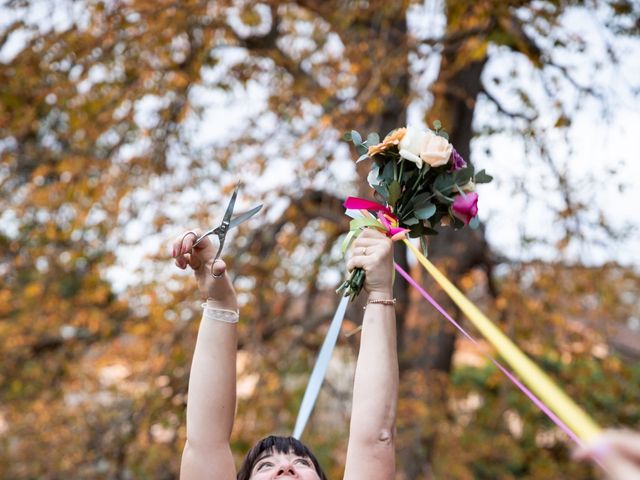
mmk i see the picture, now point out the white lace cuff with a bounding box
[201,300,239,324]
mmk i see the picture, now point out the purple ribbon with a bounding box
[394,262,584,448]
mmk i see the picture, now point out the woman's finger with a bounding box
[172,230,199,258]
[183,252,202,270]
[353,236,387,247]
[347,255,368,273]
[358,227,386,239]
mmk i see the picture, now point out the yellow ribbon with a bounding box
[403,239,601,441]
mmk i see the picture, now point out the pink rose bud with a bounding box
[451,192,479,225]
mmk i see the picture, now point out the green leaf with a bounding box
[351,130,362,146]
[411,193,432,209]
[434,190,454,204]
[469,216,480,229]
[381,161,395,182]
[434,173,455,193]
[356,144,368,156]
[415,202,436,220]
[342,131,352,142]
[367,132,380,145]
[357,154,370,163]
[409,222,426,238]
[388,181,401,207]
[433,120,442,131]
[373,184,389,200]
[436,130,449,141]
[475,169,494,184]
[454,167,474,185]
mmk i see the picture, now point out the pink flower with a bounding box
[451,192,479,225]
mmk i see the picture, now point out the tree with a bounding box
[1,0,639,478]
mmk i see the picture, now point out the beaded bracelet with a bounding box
[363,298,396,310]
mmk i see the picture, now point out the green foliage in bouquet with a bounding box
[338,124,493,299]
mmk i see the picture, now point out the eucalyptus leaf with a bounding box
[404,216,420,226]
[373,184,389,200]
[469,216,480,229]
[367,168,380,186]
[475,169,494,184]
[342,131,352,142]
[381,161,395,182]
[388,181,401,207]
[356,144,368,156]
[434,173,455,193]
[434,190,454,204]
[455,167,474,185]
[433,120,442,131]
[367,132,380,145]
[357,154,370,163]
[409,222,426,238]
[351,130,362,146]
[415,203,436,219]
[411,192,432,209]
[436,130,449,141]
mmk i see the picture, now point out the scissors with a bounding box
[186,184,262,277]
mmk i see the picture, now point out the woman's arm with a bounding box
[173,231,238,480]
[343,228,398,480]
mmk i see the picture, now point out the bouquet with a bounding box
[337,122,493,300]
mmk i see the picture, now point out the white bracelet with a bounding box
[201,300,239,324]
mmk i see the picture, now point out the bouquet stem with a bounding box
[336,267,366,301]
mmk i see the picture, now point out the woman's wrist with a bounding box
[367,288,394,300]
[204,296,238,312]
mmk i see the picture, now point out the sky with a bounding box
[1,0,640,294]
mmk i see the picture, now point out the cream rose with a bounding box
[419,131,452,168]
[398,127,429,168]
[398,127,453,169]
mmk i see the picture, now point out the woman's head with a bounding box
[237,435,328,480]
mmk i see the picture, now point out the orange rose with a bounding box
[367,128,407,157]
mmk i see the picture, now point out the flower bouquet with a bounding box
[337,123,493,300]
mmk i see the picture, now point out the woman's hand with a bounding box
[347,228,394,297]
[574,429,640,480]
[172,230,238,311]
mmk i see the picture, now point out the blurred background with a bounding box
[1,0,639,478]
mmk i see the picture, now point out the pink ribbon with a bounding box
[344,196,410,240]
[394,262,584,448]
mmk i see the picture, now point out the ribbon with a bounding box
[293,296,350,439]
[343,196,409,243]
[403,239,602,442]
[394,262,584,447]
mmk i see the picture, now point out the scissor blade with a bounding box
[228,204,263,230]
[221,184,240,225]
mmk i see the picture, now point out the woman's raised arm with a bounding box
[173,231,238,480]
[343,228,399,480]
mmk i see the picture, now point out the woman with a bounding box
[172,227,399,479]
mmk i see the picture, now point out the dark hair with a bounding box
[237,435,328,480]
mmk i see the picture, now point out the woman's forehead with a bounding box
[257,450,306,461]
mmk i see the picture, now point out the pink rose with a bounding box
[451,192,479,225]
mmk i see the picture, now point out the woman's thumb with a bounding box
[211,259,227,277]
